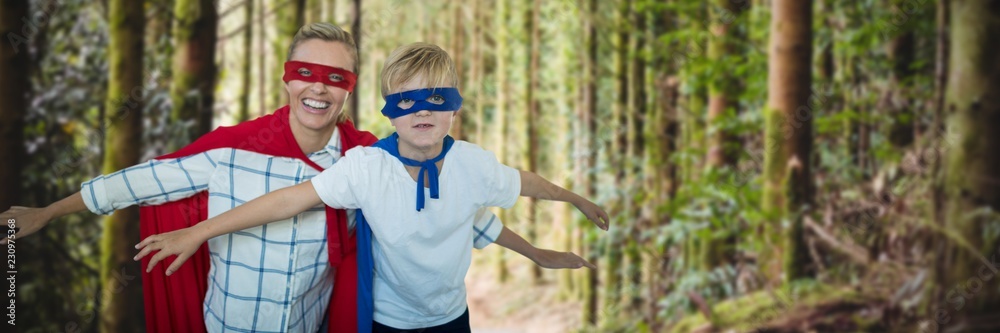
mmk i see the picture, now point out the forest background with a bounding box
[1,0,998,332]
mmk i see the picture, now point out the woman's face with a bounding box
[284,39,355,134]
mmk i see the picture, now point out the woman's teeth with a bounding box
[303,99,331,109]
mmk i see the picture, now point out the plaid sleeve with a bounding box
[80,150,220,215]
[472,208,504,249]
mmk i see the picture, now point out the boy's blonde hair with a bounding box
[287,22,358,123]
[381,43,459,97]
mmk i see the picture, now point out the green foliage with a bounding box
[15,0,969,330]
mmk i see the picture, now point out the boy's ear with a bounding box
[453,108,461,118]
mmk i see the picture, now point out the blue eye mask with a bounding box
[381,87,463,119]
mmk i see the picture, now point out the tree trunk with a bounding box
[306,0,322,23]
[705,0,742,167]
[257,0,268,115]
[271,0,305,111]
[450,2,465,140]
[146,0,169,45]
[101,0,145,331]
[625,3,648,314]
[816,0,834,83]
[929,3,949,283]
[604,0,631,316]
[762,0,814,283]
[681,4,707,186]
[701,0,744,274]
[493,0,511,283]
[326,0,337,23]
[0,0,29,211]
[472,0,484,144]
[648,74,679,331]
[646,5,679,329]
[348,0,360,122]
[170,0,218,147]
[886,0,917,148]
[237,0,254,122]
[933,2,1000,332]
[580,0,599,325]
[522,0,542,285]
[678,3,707,279]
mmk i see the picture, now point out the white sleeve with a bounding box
[471,208,504,249]
[80,150,222,215]
[310,147,365,210]
[480,151,521,209]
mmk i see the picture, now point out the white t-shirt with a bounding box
[310,140,521,328]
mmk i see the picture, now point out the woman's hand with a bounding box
[0,206,53,244]
[134,226,207,276]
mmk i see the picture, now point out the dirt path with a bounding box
[466,254,583,333]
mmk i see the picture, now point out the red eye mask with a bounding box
[282,61,358,92]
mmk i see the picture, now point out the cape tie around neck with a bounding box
[372,132,455,211]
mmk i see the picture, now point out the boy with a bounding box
[135,42,609,332]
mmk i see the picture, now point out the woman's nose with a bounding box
[309,81,326,94]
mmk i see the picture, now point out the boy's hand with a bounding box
[0,206,53,244]
[532,249,597,269]
[574,199,610,231]
[134,226,205,276]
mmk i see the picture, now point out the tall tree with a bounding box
[170,0,218,146]
[523,0,542,284]
[645,5,679,329]
[326,0,337,23]
[450,1,466,140]
[701,0,744,271]
[885,0,917,147]
[624,1,648,314]
[0,0,30,211]
[579,0,600,325]
[762,0,814,282]
[306,0,323,23]
[237,0,254,122]
[100,0,145,331]
[472,0,485,144]
[604,0,631,315]
[705,0,742,167]
[935,1,1000,332]
[271,0,305,111]
[258,0,267,116]
[494,0,511,283]
[144,0,174,136]
[348,0,360,122]
[146,0,166,43]
[929,0,949,254]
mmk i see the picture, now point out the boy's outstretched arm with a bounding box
[134,181,324,275]
[494,226,596,269]
[518,170,610,230]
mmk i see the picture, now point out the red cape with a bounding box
[138,106,376,333]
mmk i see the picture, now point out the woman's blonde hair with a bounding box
[287,23,358,124]
[380,43,459,97]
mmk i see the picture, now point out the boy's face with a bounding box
[387,74,458,152]
[284,39,355,134]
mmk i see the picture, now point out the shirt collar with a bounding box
[320,126,343,158]
[304,127,344,163]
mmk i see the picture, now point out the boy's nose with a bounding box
[414,110,431,116]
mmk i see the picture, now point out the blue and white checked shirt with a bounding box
[80,128,505,332]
